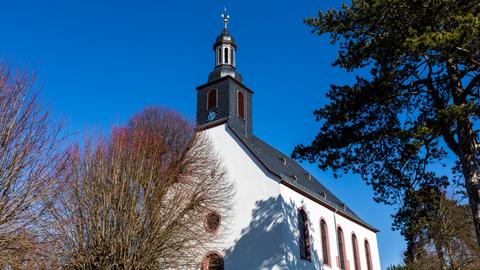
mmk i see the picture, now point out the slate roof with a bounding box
[213,28,237,49]
[208,65,243,83]
[226,125,379,232]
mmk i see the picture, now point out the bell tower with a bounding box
[196,8,253,137]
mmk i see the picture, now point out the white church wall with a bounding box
[202,124,380,270]
[333,214,381,270]
[279,185,324,269]
[280,184,381,270]
[203,124,287,269]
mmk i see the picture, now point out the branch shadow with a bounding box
[224,196,323,269]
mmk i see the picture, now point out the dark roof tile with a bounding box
[226,125,378,232]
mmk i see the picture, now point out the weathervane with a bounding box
[221,7,230,29]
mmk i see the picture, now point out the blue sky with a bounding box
[0,0,404,268]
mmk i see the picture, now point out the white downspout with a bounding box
[333,208,339,270]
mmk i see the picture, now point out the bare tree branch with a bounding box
[45,107,234,270]
[0,65,66,268]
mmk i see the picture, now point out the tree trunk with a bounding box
[465,172,480,247]
[432,237,446,267]
[446,60,480,247]
[457,123,480,247]
[429,231,447,269]
[403,239,416,265]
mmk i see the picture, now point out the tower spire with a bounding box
[196,10,252,136]
[221,7,229,29]
[208,7,241,82]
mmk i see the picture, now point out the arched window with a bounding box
[237,91,245,118]
[320,219,330,266]
[337,227,346,270]
[298,208,311,261]
[365,240,373,270]
[207,89,218,110]
[231,49,235,66]
[216,48,221,66]
[352,234,361,270]
[202,252,224,270]
[224,47,229,64]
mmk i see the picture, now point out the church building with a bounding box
[197,11,381,270]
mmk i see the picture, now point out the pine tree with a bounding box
[293,0,480,245]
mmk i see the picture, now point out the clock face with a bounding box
[207,111,217,122]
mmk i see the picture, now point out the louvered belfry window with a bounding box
[237,91,245,118]
[224,47,229,64]
[207,89,218,110]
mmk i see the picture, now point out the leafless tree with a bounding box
[0,66,65,268]
[46,107,234,269]
[404,194,480,270]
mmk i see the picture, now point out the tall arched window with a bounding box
[298,208,311,261]
[337,227,346,270]
[352,234,361,270]
[365,240,373,270]
[224,47,229,64]
[202,252,224,270]
[231,49,235,66]
[237,91,245,118]
[320,219,330,266]
[207,89,218,110]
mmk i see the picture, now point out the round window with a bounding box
[205,211,221,233]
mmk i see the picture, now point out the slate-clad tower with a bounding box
[196,10,253,137]
[196,9,381,270]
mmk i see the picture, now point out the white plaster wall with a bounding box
[202,124,380,270]
[203,124,285,270]
[280,185,381,270]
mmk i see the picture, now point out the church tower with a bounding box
[196,9,253,137]
[194,10,381,270]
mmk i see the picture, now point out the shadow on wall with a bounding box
[224,196,322,270]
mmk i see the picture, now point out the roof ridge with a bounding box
[225,124,379,232]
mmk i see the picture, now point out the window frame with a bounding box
[365,239,373,270]
[336,226,347,270]
[236,90,246,119]
[298,208,312,262]
[352,233,361,270]
[201,251,224,270]
[319,218,331,267]
[204,211,221,234]
[224,47,229,64]
[207,89,218,111]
